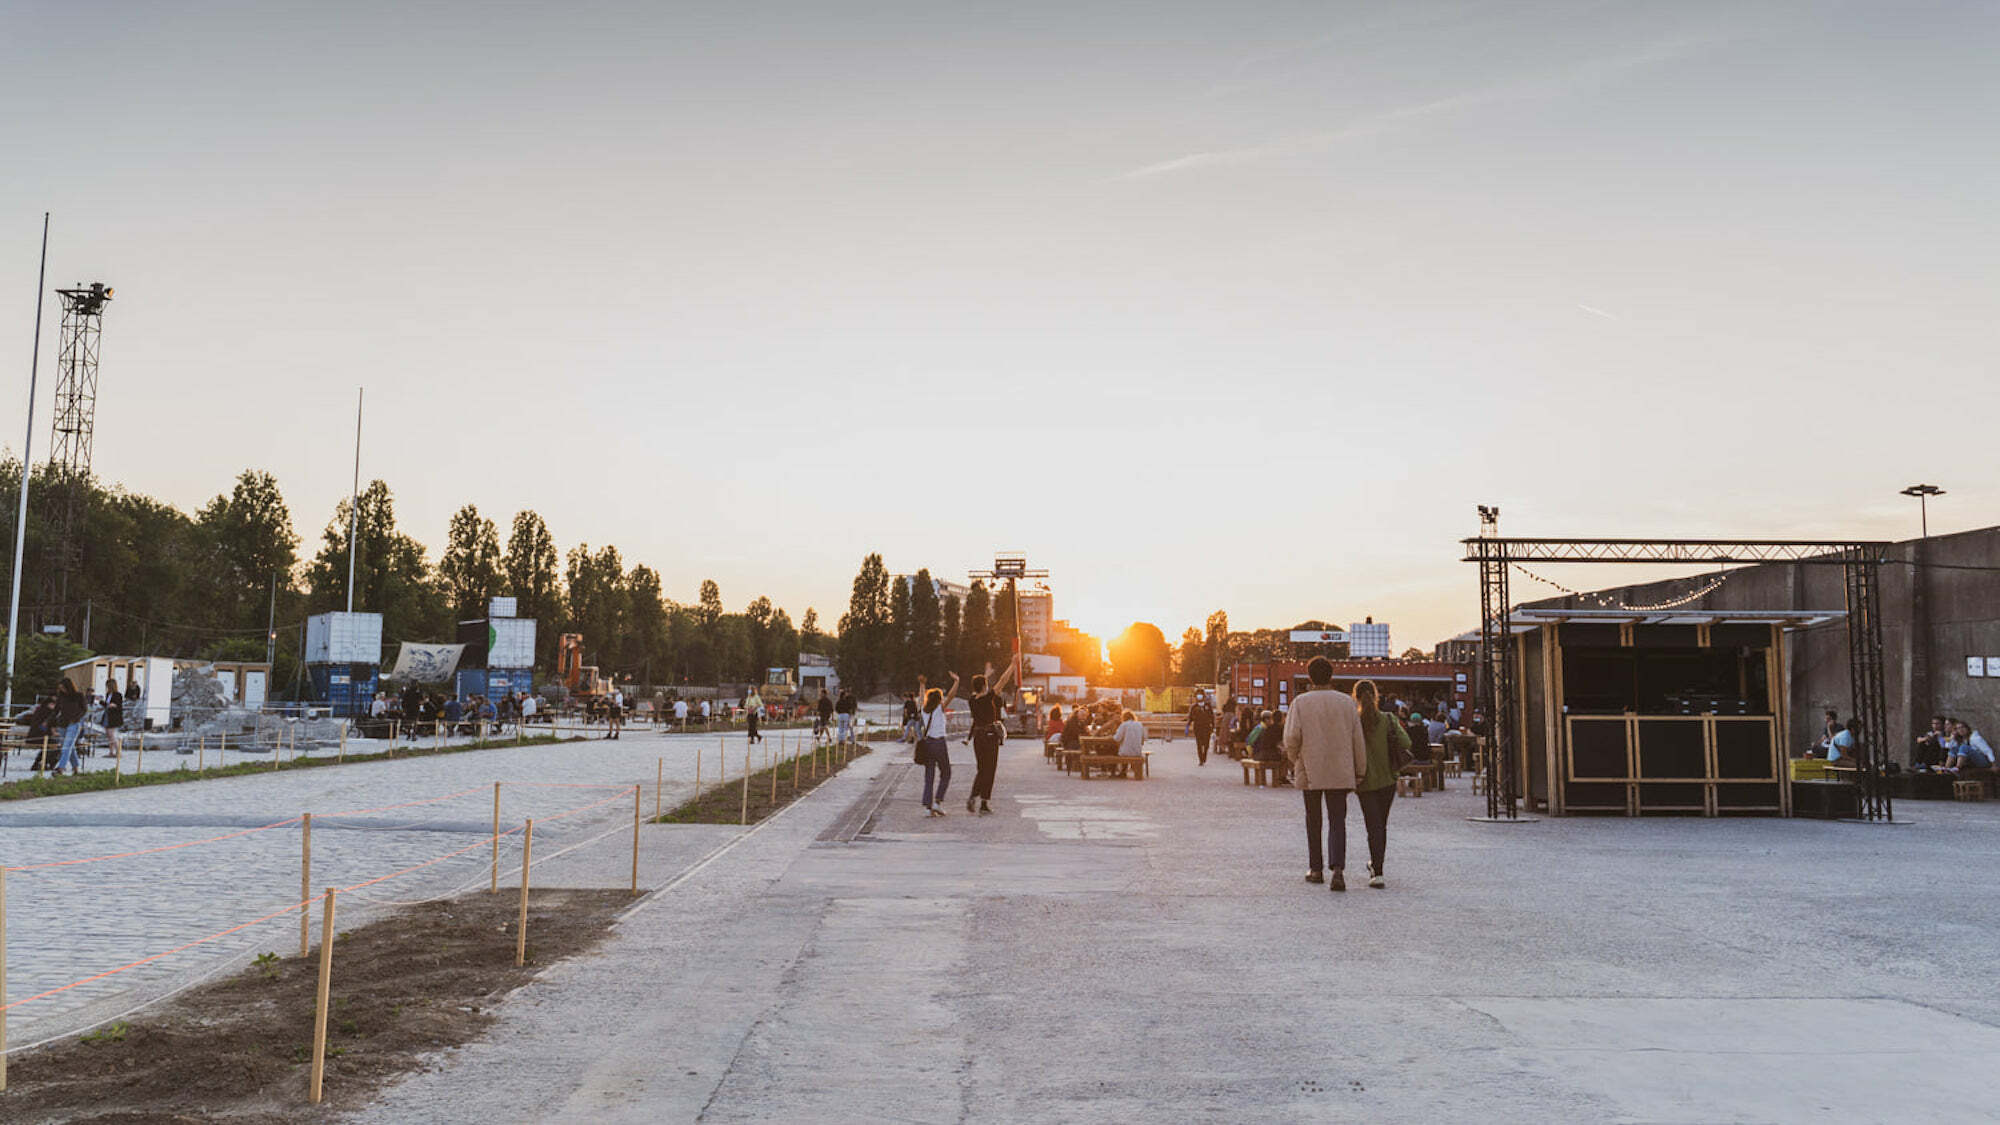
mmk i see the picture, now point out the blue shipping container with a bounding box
[455,667,528,699]
[308,663,379,717]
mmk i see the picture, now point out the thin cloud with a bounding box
[1118,35,1719,181]
[1577,303,1619,320]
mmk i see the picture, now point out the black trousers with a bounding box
[1302,788,1352,873]
[971,729,1003,801]
[1356,785,1395,875]
[1194,728,1212,763]
[747,713,761,742]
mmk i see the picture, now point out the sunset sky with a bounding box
[3,1,1994,651]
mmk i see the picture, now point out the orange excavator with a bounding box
[556,633,612,700]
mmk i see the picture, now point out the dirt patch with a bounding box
[657,742,872,825]
[2,888,630,1123]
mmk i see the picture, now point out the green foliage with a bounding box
[81,1021,130,1045]
[0,631,93,700]
[836,554,891,696]
[437,504,503,621]
[255,952,282,979]
[303,480,443,647]
[960,580,993,673]
[504,510,563,668]
[907,569,941,682]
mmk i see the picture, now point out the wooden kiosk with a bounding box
[1504,608,1843,817]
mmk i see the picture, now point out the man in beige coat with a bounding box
[1282,657,1369,891]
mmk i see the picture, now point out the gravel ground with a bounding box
[343,734,2000,1123]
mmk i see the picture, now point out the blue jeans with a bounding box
[918,738,952,808]
[55,722,83,772]
[836,713,854,743]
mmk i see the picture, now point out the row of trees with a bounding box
[834,554,1017,697]
[0,460,823,696]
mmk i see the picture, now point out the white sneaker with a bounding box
[1368,866,1386,889]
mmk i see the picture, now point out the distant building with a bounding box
[1018,590,1053,651]
[798,652,840,695]
[895,574,972,605]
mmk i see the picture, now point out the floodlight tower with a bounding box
[42,282,111,623]
[970,551,1047,716]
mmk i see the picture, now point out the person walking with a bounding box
[1188,691,1216,765]
[1281,657,1368,891]
[53,679,87,775]
[965,661,1018,815]
[745,687,764,743]
[103,681,125,761]
[1350,680,1409,889]
[834,688,857,745]
[815,689,835,745]
[916,672,960,817]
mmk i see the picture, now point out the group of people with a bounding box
[17,677,139,774]
[1915,714,1994,772]
[908,665,1019,817]
[809,688,860,745]
[368,687,539,739]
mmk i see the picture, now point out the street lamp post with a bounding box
[1899,484,1945,538]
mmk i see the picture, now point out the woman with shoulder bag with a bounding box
[1353,680,1411,889]
[915,672,960,817]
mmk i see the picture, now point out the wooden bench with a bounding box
[1396,770,1423,797]
[1954,779,1986,802]
[1078,753,1148,780]
[1241,759,1288,787]
[1410,760,1445,793]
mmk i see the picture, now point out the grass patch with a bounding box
[656,741,872,825]
[0,732,589,802]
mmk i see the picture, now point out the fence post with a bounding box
[198,734,205,773]
[515,819,534,967]
[1,865,9,1092]
[655,758,663,820]
[339,721,347,763]
[740,744,750,825]
[308,887,336,1104]
[491,782,501,893]
[134,736,143,777]
[631,785,641,896]
[300,813,313,957]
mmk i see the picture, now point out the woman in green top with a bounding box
[1352,680,1409,889]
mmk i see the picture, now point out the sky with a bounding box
[2,1,1995,652]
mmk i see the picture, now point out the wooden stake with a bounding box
[299,813,313,956]
[308,887,336,1104]
[135,736,143,777]
[113,736,121,785]
[770,739,778,804]
[515,819,534,967]
[1,866,9,1092]
[655,758,663,820]
[198,734,205,773]
[740,745,750,825]
[490,782,501,893]
[339,720,347,763]
[630,785,641,895]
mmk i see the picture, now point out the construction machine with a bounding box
[556,633,613,699]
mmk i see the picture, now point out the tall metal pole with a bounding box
[266,571,278,668]
[344,387,362,613]
[5,214,51,719]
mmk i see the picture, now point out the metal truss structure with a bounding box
[42,283,112,624]
[1462,534,1894,823]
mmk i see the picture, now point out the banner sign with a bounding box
[389,643,466,683]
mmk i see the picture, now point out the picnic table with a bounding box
[1240,758,1287,787]
[1079,749,1150,780]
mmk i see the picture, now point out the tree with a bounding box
[437,504,503,622]
[745,595,775,681]
[768,608,799,680]
[993,580,1018,664]
[504,510,563,666]
[960,581,992,673]
[1174,627,1206,685]
[623,565,672,682]
[564,545,626,670]
[887,576,913,686]
[835,554,891,696]
[907,570,941,682]
[800,607,824,655]
[940,593,961,679]
[1204,610,1230,685]
[1107,622,1171,688]
[303,479,441,646]
[696,579,725,684]
[193,469,300,632]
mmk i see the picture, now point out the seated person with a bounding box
[1060,708,1086,751]
[1252,711,1290,782]
[1915,715,1951,767]
[1945,721,1994,771]
[1112,709,1147,758]
[1825,719,1858,763]
[1044,706,1064,748]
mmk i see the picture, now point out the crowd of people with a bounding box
[17,676,141,774]
[1915,714,1995,772]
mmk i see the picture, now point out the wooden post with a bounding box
[300,813,313,956]
[491,782,501,893]
[740,745,750,825]
[339,721,347,763]
[630,785,641,896]
[1,866,9,1092]
[308,887,335,1104]
[515,819,534,967]
[695,739,703,802]
[198,734,205,773]
[655,758,663,820]
[220,730,227,761]
[770,738,778,804]
[113,735,121,785]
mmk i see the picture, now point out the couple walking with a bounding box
[1283,658,1409,892]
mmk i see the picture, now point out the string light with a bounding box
[1510,564,1734,612]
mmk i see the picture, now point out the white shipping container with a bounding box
[488,596,518,618]
[487,617,536,668]
[306,612,385,664]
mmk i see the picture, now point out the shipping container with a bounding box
[307,663,379,717]
[306,612,384,665]
[455,667,526,700]
[488,596,518,618]
[455,617,536,670]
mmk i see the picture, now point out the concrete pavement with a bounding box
[348,733,2000,1123]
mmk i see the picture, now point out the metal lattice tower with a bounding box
[42,282,111,619]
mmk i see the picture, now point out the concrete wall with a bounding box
[1523,525,2000,763]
